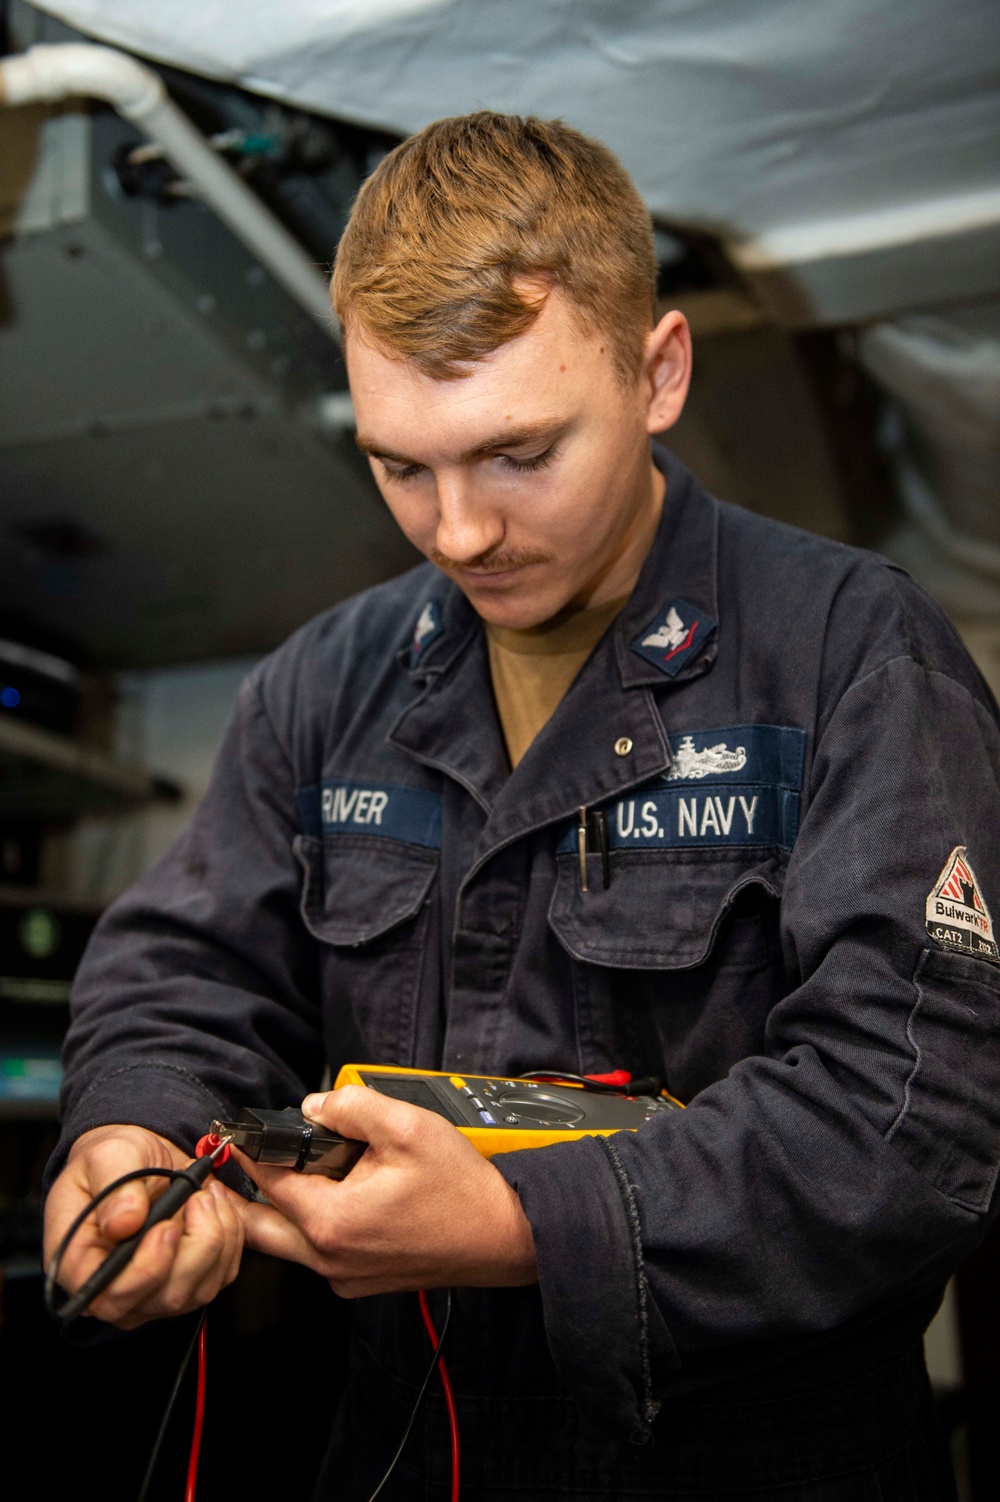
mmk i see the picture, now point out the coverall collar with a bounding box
[389,447,720,842]
[614,445,720,689]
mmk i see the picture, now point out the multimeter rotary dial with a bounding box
[492,1090,585,1127]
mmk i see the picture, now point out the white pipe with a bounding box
[0,43,338,340]
[730,185,1000,272]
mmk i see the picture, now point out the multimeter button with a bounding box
[504,1114,519,1124]
[478,1110,497,1125]
[470,1096,485,1110]
[460,1086,475,1096]
[449,1076,467,1090]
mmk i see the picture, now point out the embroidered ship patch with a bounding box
[665,735,747,781]
[925,846,999,964]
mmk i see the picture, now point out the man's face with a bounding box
[348,289,671,629]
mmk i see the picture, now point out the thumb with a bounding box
[81,1133,172,1242]
[301,1083,442,1155]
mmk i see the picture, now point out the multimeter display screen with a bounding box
[362,1074,454,1116]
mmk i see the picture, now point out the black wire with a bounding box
[44,1167,180,1321]
[136,1309,207,1502]
[366,1289,453,1502]
[519,1069,663,1096]
[44,1165,209,1502]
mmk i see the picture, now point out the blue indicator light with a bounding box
[0,686,21,709]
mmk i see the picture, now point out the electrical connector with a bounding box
[210,1106,365,1179]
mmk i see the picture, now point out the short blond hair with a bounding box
[331,112,656,384]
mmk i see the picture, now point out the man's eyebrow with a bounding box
[458,420,568,462]
[355,419,568,466]
[354,436,415,463]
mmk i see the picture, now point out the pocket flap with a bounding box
[295,834,437,946]
[549,849,784,970]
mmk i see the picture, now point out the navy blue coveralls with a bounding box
[53,449,1000,1499]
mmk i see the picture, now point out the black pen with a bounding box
[589,809,611,890]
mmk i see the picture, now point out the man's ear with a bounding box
[644,310,692,435]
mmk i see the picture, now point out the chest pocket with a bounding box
[293,776,441,1063]
[296,834,437,947]
[549,831,791,1105]
[548,847,785,971]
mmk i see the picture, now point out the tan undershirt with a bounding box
[487,595,630,767]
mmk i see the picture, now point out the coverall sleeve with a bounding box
[48,668,323,1181]
[494,628,1000,1438]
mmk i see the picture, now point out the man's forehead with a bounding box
[346,287,614,462]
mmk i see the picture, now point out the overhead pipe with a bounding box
[0,43,338,340]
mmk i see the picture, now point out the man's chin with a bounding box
[462,585,571,631]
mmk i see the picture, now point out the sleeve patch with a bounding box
[926,846,999,965]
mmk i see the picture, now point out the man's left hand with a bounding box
[238,1085,538,1296]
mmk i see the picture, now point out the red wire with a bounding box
[184,1318,208,1502]
[418,1290,460,1502]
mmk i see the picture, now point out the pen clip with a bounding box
[577,805,589,893]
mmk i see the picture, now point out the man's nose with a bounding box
[434,470,505,564]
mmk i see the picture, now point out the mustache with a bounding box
[431,545,554,574]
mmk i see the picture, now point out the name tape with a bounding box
[296,780,442,849]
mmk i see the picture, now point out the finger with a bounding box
[48,1170,174,1302]
[85,1219,183,1324]
[238,1152,351,1236]
[44,1171,106,1270]
[95,1181,162,1243]
[241,1198,326,1272]
[82,1137,170,1242]
[157,1189,233,1313]
[111,1187,231,1325]
[44,1151,151,1266]
[195,1181,244,1298]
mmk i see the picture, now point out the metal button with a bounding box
[614,736,633,757]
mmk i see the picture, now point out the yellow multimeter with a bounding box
[335,1064,682,1154]
[213,1065,683,1180]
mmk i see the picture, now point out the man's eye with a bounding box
[381,461,424,482]
[498,446,556,474]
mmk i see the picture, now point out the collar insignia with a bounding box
[631,598,717,677]
[409,600,444,666]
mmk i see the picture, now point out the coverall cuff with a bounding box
[492,1131,679,1439]
[45,1061,242,1195]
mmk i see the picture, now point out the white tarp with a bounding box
[30,0,999,242]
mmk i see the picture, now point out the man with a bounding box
[46,113,1000,1499]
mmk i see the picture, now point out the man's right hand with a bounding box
[43,1124,245,1329]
